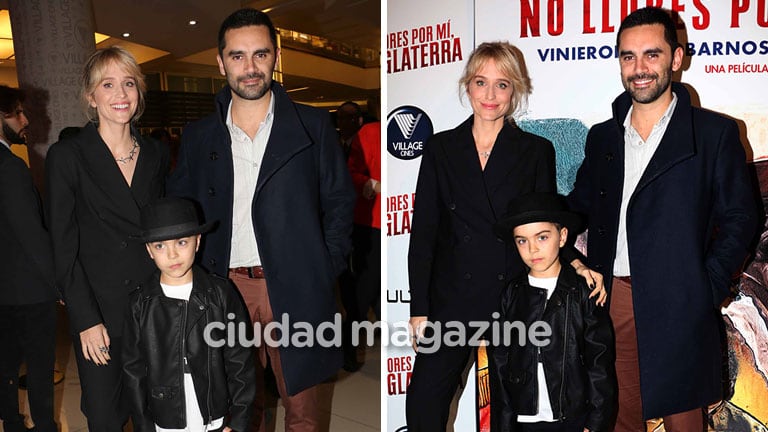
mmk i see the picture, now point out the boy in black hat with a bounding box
[122,197,255,432]
[491,192,616,432]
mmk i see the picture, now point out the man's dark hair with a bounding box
[617,7,679,52]
[218,8,278,55]
[338,101,362,117]
[0,85,24,115]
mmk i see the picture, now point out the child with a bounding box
[491,192,616,432]
[122,197,255,432]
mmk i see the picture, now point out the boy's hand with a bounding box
[222,427,232,432]
[572,259,607,306]
[409,316,428,352]
[79,323,111,365]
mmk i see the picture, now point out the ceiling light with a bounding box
[286,86,309,93]
[188,20,197,25]
[122,32,130,37]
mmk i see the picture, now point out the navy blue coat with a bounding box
[568,83,757,419]
[167,82,355,395]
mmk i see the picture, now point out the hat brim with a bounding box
[133,220,218,243]
[494,210,581,243]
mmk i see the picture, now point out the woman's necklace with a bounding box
[478,150,492,159]
[114,136,139,164]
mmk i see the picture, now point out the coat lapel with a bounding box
[482,123,528,219]
[634,84,696,194]
[128,131,161,208]
[186,267,209,336]
[441,117,496,221]
[76,123,141,222]
[255,83,313,199]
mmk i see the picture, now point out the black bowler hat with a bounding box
[136,197,216,243]
[494,192,581,242]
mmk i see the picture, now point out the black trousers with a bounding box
[406,343,475,431]
[351,225,381,319]
[0,301,57,432]
[73,335,127,431]
[341,225,381,363]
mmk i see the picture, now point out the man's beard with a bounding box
[2,121,26,144]
[229,72,271,101]
[624,68,672,104]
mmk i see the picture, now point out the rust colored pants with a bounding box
[611,277,704,432]
[229,271,321,432]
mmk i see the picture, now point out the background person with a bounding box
[0,85,58,432]
[46,46,169,431]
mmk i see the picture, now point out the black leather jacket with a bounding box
[122,266,256,431]
[491,264,616,432]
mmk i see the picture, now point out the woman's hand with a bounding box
[409,316,428,352]
[223,427,232,432]
[79,323,111,365]
[572,259,607,306]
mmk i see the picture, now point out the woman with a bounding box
[405,41,604,430]
[46,47,169,431]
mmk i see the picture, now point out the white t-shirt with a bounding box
[517,275,558,423]
[156,282,224,432]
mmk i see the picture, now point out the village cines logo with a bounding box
[387,106,432,160]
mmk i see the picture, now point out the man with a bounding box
[167,8,355,432]
[0,85,58,432]
[335,101,363,157]
[568,7,757,431]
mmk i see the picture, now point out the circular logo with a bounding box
[387,106,433,160]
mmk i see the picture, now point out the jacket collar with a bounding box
[76,122,159,222]
[445,116,525,221]
[142,265,212,334]
[214,81,313,198]
[611,82,696,195]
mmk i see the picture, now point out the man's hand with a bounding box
[409,316,427,352]
[572,259,607,306]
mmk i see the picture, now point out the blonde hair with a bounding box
[459,41,532,122]
[81,46,146,123]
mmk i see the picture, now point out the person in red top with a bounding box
[345,119,381,367]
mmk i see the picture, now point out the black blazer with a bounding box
[45,123,169,336]
[408,116,556,323]
[0,145,57,305]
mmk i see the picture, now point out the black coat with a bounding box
[167,82,355,395]
[568,83,757,418]
[491,265,616,432]
[122,266,256,432]
[408,117,556,323]
[45,123,169,336]
[0,145,57,305]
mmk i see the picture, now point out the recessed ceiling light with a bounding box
[188,20,197,25]
[122,32,130,37]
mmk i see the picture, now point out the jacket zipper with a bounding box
[534,287,547,413]
[180,300,188,425]
[559,292,569,420]
[206,298,213,425]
